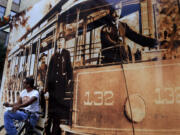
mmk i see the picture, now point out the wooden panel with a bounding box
[72,59,180,134]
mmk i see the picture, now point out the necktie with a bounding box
[59,49,61,54]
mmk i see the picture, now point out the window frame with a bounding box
[12,0,21,5]
[0,5,5,17]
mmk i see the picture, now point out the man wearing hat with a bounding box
[101,1,157,63]
[45,33,73,135]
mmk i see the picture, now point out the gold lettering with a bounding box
[84,91,93,106]
[154,88,164,104]
[164,88,174,104]
[94,91,103,106]
[175,87,180,104]
[104,91,114,106]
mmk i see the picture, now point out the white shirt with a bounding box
[58,48,62,54]
[20,89,40,112]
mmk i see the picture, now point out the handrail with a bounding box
[97,44,126,64]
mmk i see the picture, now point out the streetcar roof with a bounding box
[59,0,113,23]
[18,0,113,41]
[9,0,117,56]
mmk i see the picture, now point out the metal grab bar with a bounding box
[97,44,127,65]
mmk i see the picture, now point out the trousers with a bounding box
[45,117,61,135]
[4,110,38,135]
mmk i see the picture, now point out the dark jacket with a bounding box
[101,21,157,63]
[47,48,73,118]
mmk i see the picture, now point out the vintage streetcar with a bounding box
[0,0,180,135]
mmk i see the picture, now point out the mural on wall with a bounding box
[157,0,180,59]
[1,0,180,134]
[9,0,60,48]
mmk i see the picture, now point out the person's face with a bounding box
[115,8,121,18]
[112,8,121,19]
[41,56,46,63]
[57,38,65,49]
[23,80,30,89]
[40,62,46,70]
[112,2,122,19]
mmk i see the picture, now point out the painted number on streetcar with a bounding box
[155,87,180,104]
[84,91,114,106]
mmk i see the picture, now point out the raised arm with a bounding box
[120,22,158,48]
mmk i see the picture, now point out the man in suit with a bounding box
[101,2,157,63]
[45,33,73,135]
